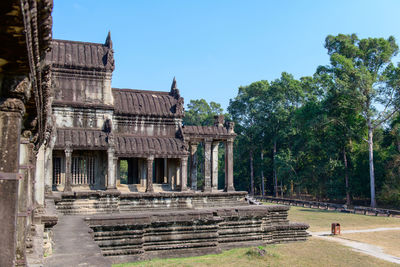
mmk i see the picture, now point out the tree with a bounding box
[228,81,269,195]
[321,34,400,207]
[260,73,305,196]
[183,99,224,126]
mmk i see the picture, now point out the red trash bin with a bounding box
[331,223,340,235]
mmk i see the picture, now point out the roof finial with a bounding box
[105,31,113,49]
[171,76,177,90]
[169,76,180,99]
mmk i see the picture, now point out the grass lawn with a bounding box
[285,205,400,232]
[338,230,400,258]
[113,238,398,267]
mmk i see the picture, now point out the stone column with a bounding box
[64,143,73,192]
[107,147,116,190]
[211,141,219,191]
[146,156,154,192]
[116,159,121,186]
[44,133,56,194]
[163,158,168,184]
[190,142,198,190]
[34,145,45,209]
[0,98,24,267]
[225,138,235,192]
[180,157,188,191]
[203,139,212,192]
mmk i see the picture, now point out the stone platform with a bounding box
[84,205,309,263]
[45,191,309,264]
[52,191,249,214]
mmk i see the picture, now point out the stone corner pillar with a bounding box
[146,156,154,193]
[0,98,25,267]
[203,139,212,192]
[107,146,117,190]
[211,141,219,191]
[63,144,73,192]
[189,142,198,190]
[180,157,188,191]
[224,138,235,192]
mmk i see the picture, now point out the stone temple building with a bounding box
[43,33,236,194]
[0,1,309,266]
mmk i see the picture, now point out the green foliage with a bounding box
[223,34,400,206]
[183,99,224,126]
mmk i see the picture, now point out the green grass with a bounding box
[285,205,400,232]
[113,238,397,267]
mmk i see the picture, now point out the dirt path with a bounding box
[310,227,400,265]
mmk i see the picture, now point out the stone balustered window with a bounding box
[52,157,62,185]
[71,156,95,185]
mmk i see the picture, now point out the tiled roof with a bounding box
[112,88,184,117]
[183,125,234,137]
[116,135,187,157]
[46,39,113,71]
[54,128,188,157]
[54,128,108,150]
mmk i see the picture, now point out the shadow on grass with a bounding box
[296,209,345,214]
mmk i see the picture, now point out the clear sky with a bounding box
[52,0,400,110]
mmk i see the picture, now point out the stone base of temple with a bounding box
[84,205,309,263]
[45,192,309,263]
[52,191,249,214]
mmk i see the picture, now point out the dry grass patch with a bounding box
[284,205,400,232]
[113,238,397,267]
[338,230,400,258]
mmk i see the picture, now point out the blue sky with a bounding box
[53,0,400,110]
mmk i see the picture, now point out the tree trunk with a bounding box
[368,120,376,208]
[343,147,351,206]
[250,149,254,196]
[273,140,278,197]
[261,150,265,196]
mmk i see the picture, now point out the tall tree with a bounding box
[321,34,400,207]
[183,99,224,126]
[228,81,269,195]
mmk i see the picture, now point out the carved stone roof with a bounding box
[47,39,114,71]
[115,135,187,157]
[54,128,188,157]
[112,88,184,118]
[54,128,108,150]
[183,125,236,140]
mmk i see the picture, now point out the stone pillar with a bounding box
[225,138,235,192]
[44,133,56,194]
[34,145,45,209]
[0,98,24,267]
[107,147,116,190]
[203,139,212,192]
[16,139,33,266]
[116,159,121,186]
[190,142,198,190]
[163,158,168,184]
[180,157,188,191]
[146,156,154,192]
[211,141,219,191]
[64,144,73,192]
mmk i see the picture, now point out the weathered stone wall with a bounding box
[114,116,181,138]
[84,205,309,263]
[54,191,248,215]
[53,106,113,129]
[52,71,113,105]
